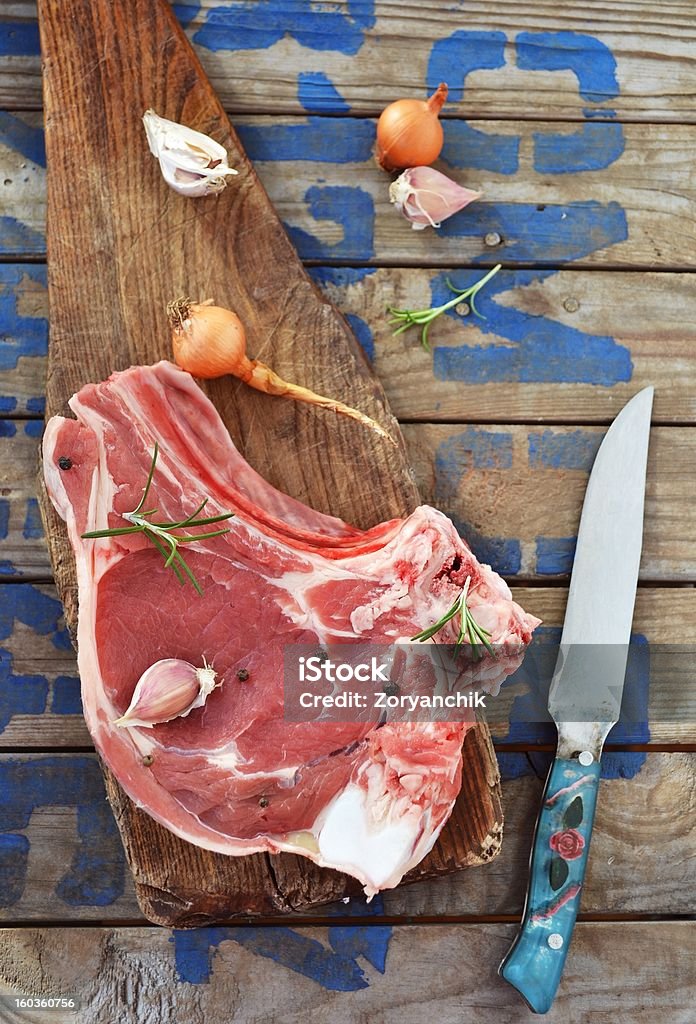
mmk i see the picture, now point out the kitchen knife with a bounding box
[499,386,654,1014]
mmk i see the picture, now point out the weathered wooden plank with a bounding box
[3,264,696,425]
[2,1,696,121]
[0,921,694,1022]
[403,423,696,582]
[316,267,696,424]
[0,584,82,747]
[1,583,693,749]
[1,753,693,922]
[3,421,695,582]
[2,113,696,267]
[0,264,46,417]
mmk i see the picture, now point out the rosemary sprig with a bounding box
[411,576,495,661]
[81,443,234,595]
[387,263,501,351]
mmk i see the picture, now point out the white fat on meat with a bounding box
[42,362,540,895]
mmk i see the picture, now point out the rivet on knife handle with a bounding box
[499,750,602,1014]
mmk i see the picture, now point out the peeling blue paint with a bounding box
[51,675,82,715]
[528,430,603,471]
[237,117,373,163]
[345,313,374,362]
[0,421,17,438]
[0,398,17,413]
[298,72,350,113]
[172,3,201,29]
[0,21,39,56]
[0,757,124,907]
[427,30,507,104]
[535,536,577,575]
[584,108,617,119]
[0,647,48,732]
[436,427,514,475]
[285,185,375,260]
[431,269,632,385]
[449,518,521,576]
[0,499,8,541]
[0,266,48,379]
[0,217,44,257]
[194,1,374,56]
[24,420,43,438]
[432,428,520,574]
[0,561,17,576]
[26,397,45,414]
[442,121,520,175]
[516,31,619,104]
[436,201,628,264]
[533,122,625,174]
[0,111,45,167]
[0,583,72,651]
[0,834,29,905]
[172,898,391,989]
[22,497,43,541]
[308,266,377,288]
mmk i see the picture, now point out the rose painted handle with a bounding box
[499,752,602,1014]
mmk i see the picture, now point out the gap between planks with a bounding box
[2,744,693,754]
[1,912,693,930]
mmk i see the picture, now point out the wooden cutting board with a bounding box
[36,0,502,926]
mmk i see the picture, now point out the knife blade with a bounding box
[499,386,654,1014]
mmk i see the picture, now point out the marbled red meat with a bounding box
[43,362,539,894]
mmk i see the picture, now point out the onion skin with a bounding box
[375,83,448,172]
[167,298,396,445]
[170,300,253,380]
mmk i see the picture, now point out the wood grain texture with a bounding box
[7,423,696,583]
[5,265,696,425]
[2,753,693,922]
[3,112,696,267]
[404,424,696,581]
[2,584,694,749]
[3,1,696,120]
[1,921,695,1024]
[35,0,500,926]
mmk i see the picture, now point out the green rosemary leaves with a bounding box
[387,263,501,351]
[81,443,234,595]
[411,576,494,660]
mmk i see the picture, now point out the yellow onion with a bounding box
[167,298,395,444]
[375,83,448,172]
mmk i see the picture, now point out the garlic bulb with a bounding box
[142,110,238,198]
[115,658,220,728]
[389,166,481,230]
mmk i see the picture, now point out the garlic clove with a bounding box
[115,658,220,728]
[389,166,481,230]
[143,110,238,198]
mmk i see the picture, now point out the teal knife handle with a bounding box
[499,754,602,1014]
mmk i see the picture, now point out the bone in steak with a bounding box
[42,362,539,895]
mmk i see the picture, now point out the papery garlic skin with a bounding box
[143,110,238,198]
[389,166,481,230]
[115,658,220,728]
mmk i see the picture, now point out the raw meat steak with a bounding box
[43,362,539,895]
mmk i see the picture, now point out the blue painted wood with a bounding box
[0,113,634,263]
[500,755,602,1013]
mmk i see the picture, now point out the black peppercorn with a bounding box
[236,668,250,682]
[58,456,73,471]
[259,796,269,809]
[383,682,400,698]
